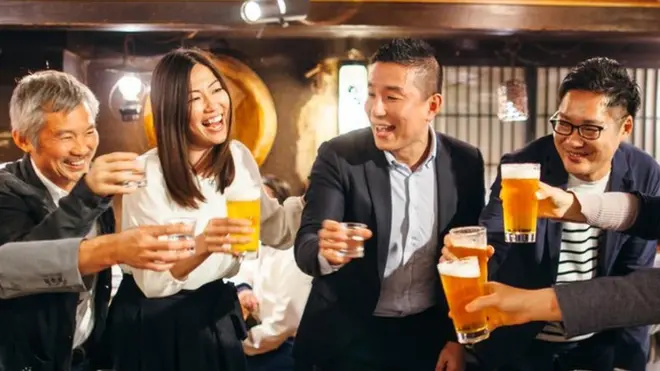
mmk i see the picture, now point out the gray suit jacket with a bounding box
[556,192,660,337]
[0,238,89,299]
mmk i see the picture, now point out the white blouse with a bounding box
[121,140,303,298]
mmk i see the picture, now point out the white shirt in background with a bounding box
[228,243,312,355]
[31,160,97,349]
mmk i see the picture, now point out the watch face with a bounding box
[338,63,370,135]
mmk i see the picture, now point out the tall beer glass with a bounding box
[438,256,489,344]
[500,163,540,243]
[226,187,261,259]
[447,226,488,284]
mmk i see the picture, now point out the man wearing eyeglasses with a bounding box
[470,58,660,371]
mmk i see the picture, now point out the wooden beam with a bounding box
[1,2,660,34]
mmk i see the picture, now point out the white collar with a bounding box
[30,158,70,204]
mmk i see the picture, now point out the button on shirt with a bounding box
[31,160,97,349]
[373,131,439,317]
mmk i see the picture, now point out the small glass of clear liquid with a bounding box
[123,156,148,189]
[165,217,197,253]
[338,222,367,258]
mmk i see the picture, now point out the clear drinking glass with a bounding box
[337,222,367,258]
[165,217,197,253]
[438,256,490,344]
[500,163,541,243]
[447,226,489,284]
[123,156,148,188]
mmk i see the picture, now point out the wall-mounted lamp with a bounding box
[109,72,149,122]
[241,0,309,25]
[497,79,529,122]
[337,60,369,135]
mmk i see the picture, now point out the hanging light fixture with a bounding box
[497,79,529,122]
[337,49,369,135]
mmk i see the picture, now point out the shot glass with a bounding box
[123,156,148,189]
[337,222,367,258]
[165,217,197,253]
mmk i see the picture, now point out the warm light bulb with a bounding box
[117,74,143,101]
[241,1,262,22]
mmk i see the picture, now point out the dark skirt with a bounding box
[108,274,248,371]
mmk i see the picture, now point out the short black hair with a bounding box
[369,38,443,97]
[559,57,641,118]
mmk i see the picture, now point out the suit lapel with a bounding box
[599,149,630,275]
[434,135,457,249]
[364,144,392,280]
[542,149,569,265]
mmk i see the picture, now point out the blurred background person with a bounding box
[230,174,312,371]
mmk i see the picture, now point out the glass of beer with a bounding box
[438,256,489,344]
[226,188,260,260]
[500,163,541,243]
[165,217,197,253]
[338,222,367,258]
[447,226,488,284]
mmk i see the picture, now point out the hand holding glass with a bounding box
[123,156,148,188]
[500,163,541,243]
[165,217,197,253]
[226,189,261,260]
[438,256,490,344]
[338,222,368,258]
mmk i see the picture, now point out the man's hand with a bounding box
[238,289,259,315]
[436,341,465,371]
[536,182,586,222]
[318,220,373,265]
[84,152,146,196]
[111,223,195,271]
[465,282,562,330]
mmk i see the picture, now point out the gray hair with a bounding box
[9,70,99,146]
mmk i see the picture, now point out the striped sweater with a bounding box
[537,172,610,342]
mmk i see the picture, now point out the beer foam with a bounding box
[437,257,481,278]
[225,186,261,201]
[501,163,540,179]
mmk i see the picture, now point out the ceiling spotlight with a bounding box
[240,0,308,25]
[241,1,263,23]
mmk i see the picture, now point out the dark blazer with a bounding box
[557,192,660,337]
[0,156,114,371]
[293,128,486,366]
[477,135,660,369]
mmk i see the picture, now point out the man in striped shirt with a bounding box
[472,58,660,371]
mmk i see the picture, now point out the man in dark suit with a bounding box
[293,38,486,371]
[475,57,660,371]
[0,70,157,371]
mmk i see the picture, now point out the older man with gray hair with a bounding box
[0,70,190,371]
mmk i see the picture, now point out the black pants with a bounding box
[314,308,447,371]
[247,339,295,371]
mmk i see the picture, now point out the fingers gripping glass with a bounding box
[165,217,197,253]
[337,222,367,258]
[549,114,605,140]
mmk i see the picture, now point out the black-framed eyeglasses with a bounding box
[549,114,606,140]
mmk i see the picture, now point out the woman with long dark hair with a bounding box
[109,48,302,371]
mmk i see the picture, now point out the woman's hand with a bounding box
[196,218,253,257]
